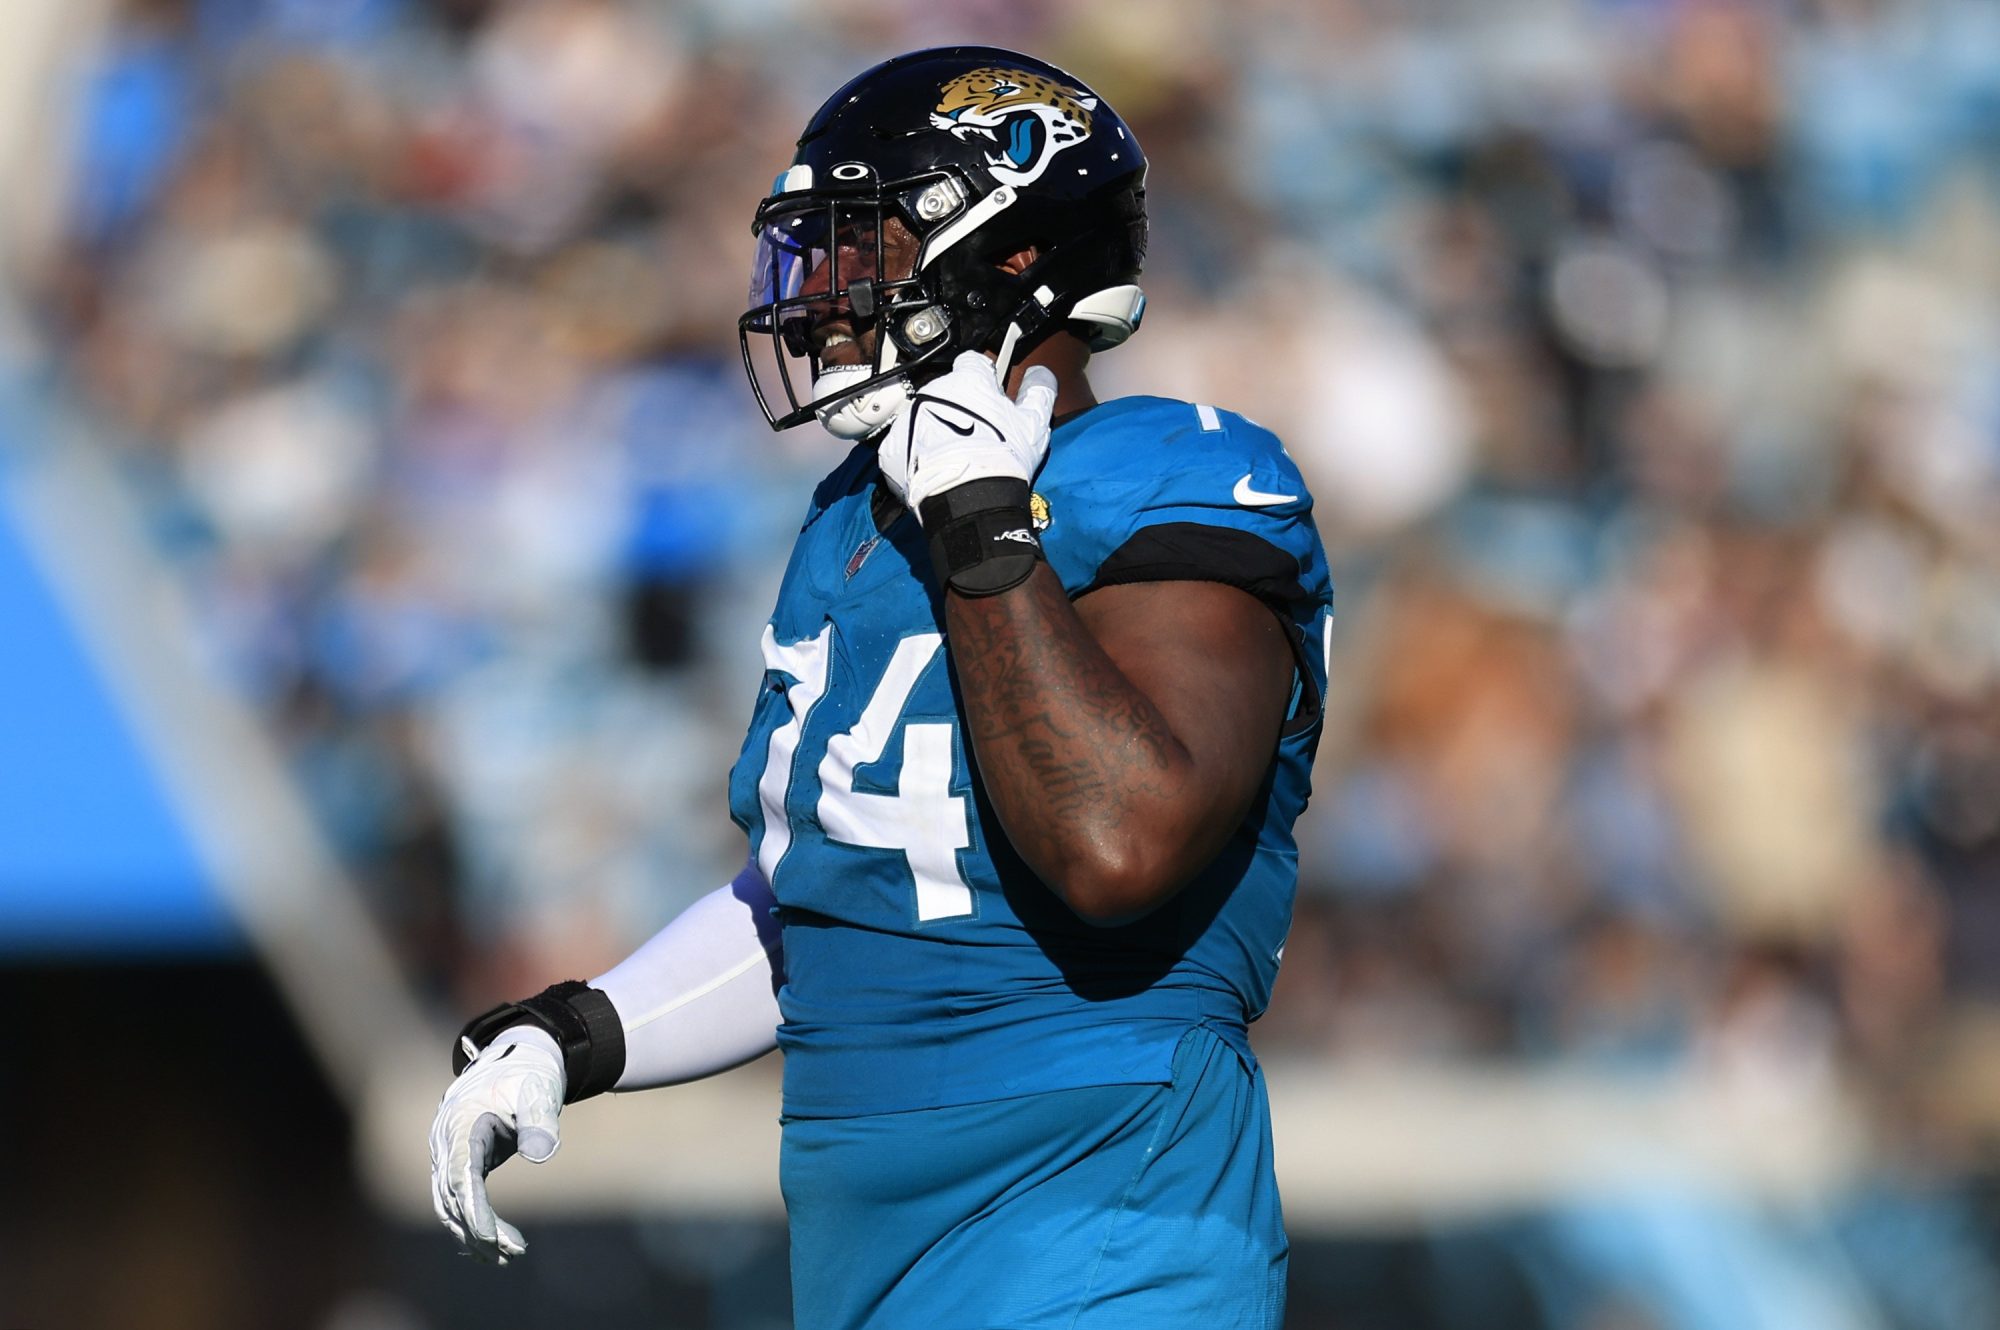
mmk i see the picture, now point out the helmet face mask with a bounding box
[740,170,971,435]
[738,47,1148,436]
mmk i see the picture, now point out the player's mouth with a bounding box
[815,322,871,367]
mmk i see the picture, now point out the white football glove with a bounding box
[877,350,1058,519]
[429,1025,565,1264]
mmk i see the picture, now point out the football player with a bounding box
[430,46,1332,1329]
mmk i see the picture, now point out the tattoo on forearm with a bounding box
[946,567,1187,868]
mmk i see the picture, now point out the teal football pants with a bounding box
[780,1024,1287,1329]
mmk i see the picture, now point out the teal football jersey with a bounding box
[728,396,1333,1117]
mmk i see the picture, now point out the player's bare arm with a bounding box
[946,568,1295,923]
[870,334,1299,923]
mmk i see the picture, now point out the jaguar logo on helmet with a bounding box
[931,67,1097,188]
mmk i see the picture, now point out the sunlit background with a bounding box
[4,1,1999,1327]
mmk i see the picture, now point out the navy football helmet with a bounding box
[740,46,1148,437]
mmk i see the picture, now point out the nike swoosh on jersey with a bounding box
[1232,474,1298,507]
[935,414,977,436]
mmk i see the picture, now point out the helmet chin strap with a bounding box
[991,320,1026,387]
[990,286,1055,388]
[812,337,909,440]
[812,367,910,440]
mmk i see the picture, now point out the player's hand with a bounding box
[877,350,1058,518]
[428,1025,565,1264]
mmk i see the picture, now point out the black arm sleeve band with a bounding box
[1080,521,1310,607]
[452,980,628,1104]
[919,477,1045,597]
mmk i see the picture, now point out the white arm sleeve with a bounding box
[590,860,785,1092]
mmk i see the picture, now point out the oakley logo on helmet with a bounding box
[931,68,1097,188]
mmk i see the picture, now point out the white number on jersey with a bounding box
[758,626,974,922]
[754,623,832,885]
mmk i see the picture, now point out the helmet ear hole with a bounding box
[991,246,1038,277]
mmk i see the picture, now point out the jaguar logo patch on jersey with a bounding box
[931,68,1096,188]
[1029,491,1051,531]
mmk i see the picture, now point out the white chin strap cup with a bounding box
[813,364,912,440]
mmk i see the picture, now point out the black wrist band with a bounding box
[453,979,628,1104]
[920,477,1045,597]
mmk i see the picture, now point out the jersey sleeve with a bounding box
[1039,398,1328,625]
[1038,398,1333,737]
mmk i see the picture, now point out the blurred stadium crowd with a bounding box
[23,0,2000,1324]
